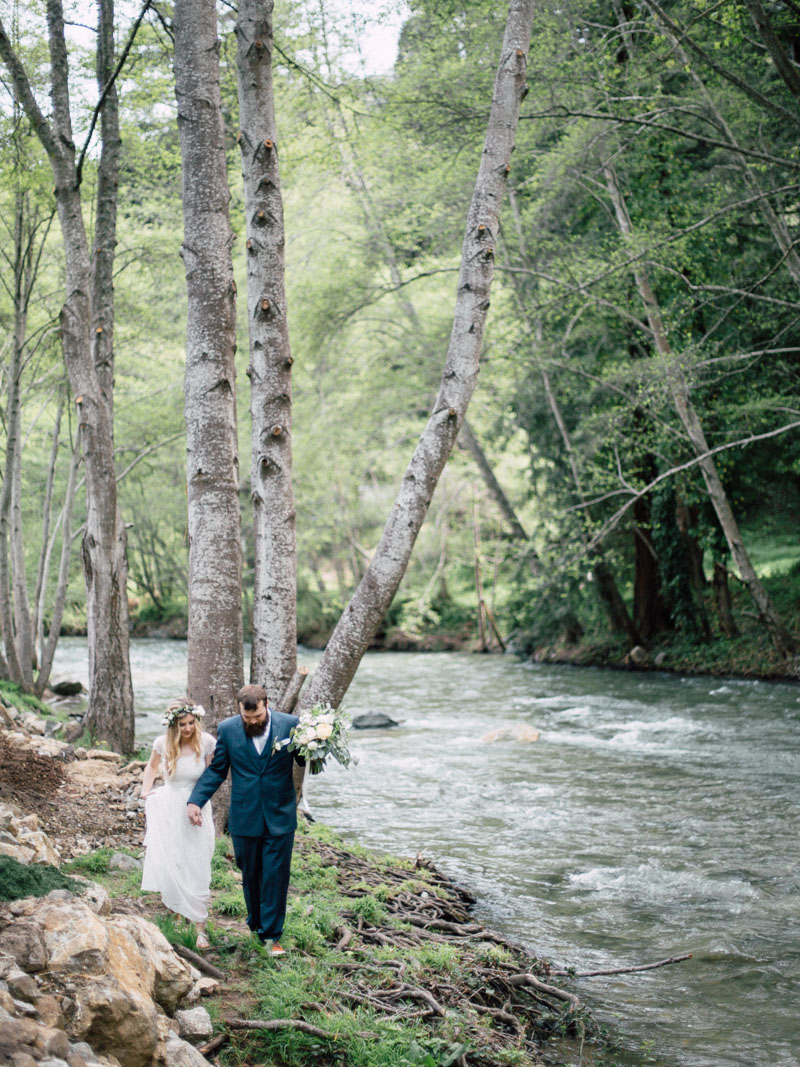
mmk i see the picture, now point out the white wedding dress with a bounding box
[141,732,216,922]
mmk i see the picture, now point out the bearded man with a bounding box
[187,684,302,956]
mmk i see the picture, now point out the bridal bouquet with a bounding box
[273,703,357,775]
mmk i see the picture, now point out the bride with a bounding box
[140,699,216,949]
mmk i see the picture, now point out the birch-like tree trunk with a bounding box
[301,0,536,711]
[604,161,797,660]
[174,0,244,723]
[35,431,81,696]
[0,188,27,685]
[235,0,297,702]
[0,2,135,747]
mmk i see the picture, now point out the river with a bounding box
[51,637,800,1067]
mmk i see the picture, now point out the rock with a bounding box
[480,723,540,744]
[654,651,667,667]
[0,704,17,729]
[625,644,649,665]
[51,682,84,697]
[352,712,399,729]
[81,884,111,918]
[37,902,193,1066]
[163,1035,213,1066]
[174,1006,213,1044]
[19,831,62,867]
[84,751,121,764]
[6,969,39,1002]
[60,721,84,745]
[108,854,141,873]
[0,841,35,864]
[35,738,75,760]
[0,921,47,974]
[194,977,218,997]
[21,715,47,736]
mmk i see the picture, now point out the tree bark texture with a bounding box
[174,0,244,724]
[91,0,120,409]
[604,161,797,659]
[0,2,135,747]
[36,432,81,696]
[301,0,536,711]
[0,191,26,686]
[235,0,297,701]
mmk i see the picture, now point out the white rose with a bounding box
[307,741,319,751]
[316,723,333,739]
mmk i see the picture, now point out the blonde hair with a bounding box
[163,699,203,778]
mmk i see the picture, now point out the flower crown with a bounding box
[161,703,205,728]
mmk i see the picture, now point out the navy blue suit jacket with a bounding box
[187,710,299,837]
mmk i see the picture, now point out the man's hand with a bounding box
[187,803,203,827]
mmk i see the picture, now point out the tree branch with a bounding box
[75,0,153,187]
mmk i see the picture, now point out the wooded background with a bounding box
[1,0,798,749]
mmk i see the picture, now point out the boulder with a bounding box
[108,854,141,873]
[352,712,399,730]
[35,903,192,1067]
[625,645,649,666]
[163,1034,213,1066]
[51,681,85,697]
[174,1006,213,1044]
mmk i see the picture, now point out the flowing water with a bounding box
[51,638,800,1067]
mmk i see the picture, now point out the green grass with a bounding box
[0,681,57,718]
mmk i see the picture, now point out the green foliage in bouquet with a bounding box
[272,702,357,774]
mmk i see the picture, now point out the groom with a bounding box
[187,684,301,956]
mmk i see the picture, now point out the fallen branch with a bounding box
[506,973,581,1010]
[197,1033,228,1056]
[172,943,226,980]
[551,953,693,978]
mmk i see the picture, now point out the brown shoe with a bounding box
[270,941,286,957]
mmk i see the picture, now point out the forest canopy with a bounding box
[1,0,798,734]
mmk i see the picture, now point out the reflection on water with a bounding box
[51,638,800,1067]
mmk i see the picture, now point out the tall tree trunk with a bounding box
[174,0,244,724]
[301,0,536,711]
[35,431,81,696]
[92,0,120,410]
[712,560,738,639]
[10,381,33,684]
[604,161,797,660]
[0,188,27,686]
[235,0,297,702]
[0,1,135,748]
[32,396,63,659]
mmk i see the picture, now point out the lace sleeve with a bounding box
[202,732,217,758]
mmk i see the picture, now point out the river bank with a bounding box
[0,696,613,1067]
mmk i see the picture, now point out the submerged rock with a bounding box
[352,712,399,729]
[480,723,540,743]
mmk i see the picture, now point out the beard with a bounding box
[242,718,267,737]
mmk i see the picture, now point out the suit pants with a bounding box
[231,830,294,941]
